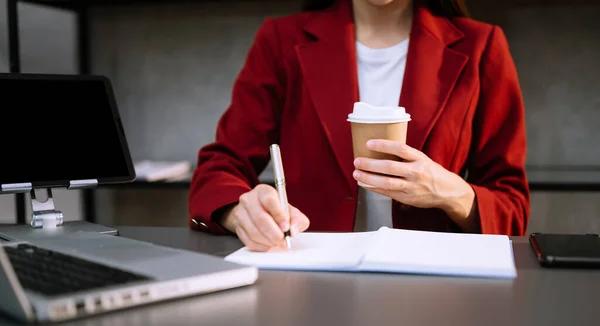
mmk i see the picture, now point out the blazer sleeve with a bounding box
[467,26,531,236]
[188,18,285,234]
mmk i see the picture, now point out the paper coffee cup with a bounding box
[347,102,411,188]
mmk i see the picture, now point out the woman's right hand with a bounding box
[220,184,310,252]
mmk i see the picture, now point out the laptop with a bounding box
[0,73,258,323]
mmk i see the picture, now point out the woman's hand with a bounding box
[352,139,479,232]
[220,184,310,252]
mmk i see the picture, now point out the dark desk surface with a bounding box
[2,226,598,326]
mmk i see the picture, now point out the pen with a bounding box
[270,144,292,250]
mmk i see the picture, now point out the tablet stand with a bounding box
[29,179,99,229]
[0,182,119,240]
[30,188,63,229]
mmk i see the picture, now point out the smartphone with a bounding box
[529,232,600,268]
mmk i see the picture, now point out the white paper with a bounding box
[359,228,517,278]
[134,160,190,182]
[225,231,376,271]
[224,227,517,279]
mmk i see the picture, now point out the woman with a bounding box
[188,0,530,251]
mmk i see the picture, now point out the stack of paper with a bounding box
[134,160,191,182]
[225,227,517,279]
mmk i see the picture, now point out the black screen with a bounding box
[0,75,134,186]
[533,234,600,258]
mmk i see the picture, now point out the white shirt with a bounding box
[354,39,409,232]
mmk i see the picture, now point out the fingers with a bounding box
[238,188,285,243]
[353,157,413,179]
[236,226,269,252]
[366,140,423,161]
[234,185,310,252]
[353,169,410,192]
[256,185,290,231]
[242,192,285,244]
[289,205,310,236]
[234,203,274,248]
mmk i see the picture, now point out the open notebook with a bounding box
[225,227,517,279]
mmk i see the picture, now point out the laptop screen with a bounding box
[0,74,135,188]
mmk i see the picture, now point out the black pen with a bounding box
[270,144,292,250]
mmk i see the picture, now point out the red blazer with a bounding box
[188,0,530,236]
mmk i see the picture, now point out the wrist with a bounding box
[438,178,477,230]
[213,204,238,233]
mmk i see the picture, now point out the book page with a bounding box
[360,228,517,279]
[224,231,376,271]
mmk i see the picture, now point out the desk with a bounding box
[1,226,598,326]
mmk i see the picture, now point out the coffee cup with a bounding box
[347,102,411,188]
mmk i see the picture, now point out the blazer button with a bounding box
[192,219,208,229]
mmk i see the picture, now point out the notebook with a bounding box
[224,227,517,279]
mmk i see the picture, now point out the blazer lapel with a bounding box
[400,4,469,151]
[297,1,358,194]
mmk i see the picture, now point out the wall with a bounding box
[470,3,600,166]
[89,1,300,163]
[1,0,599,232]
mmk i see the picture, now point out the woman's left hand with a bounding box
[352,139,477,229]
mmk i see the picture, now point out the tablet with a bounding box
[529,233,600,268]
[0,73,136,193]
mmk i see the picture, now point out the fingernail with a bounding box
[353,170,360,178]
[279,221,289,231]
[354,158,360,166]
[366,140,375,148]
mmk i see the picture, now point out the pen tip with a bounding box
[285,236,292,250]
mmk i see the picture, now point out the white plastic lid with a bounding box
[347,102,411,123]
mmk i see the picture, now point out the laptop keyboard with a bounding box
[4,243,152,297]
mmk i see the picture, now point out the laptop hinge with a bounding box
[0,183,32,194]
[30,188,64,229]
[68,179,98,190]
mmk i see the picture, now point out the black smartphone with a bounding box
[529,232,600,268]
